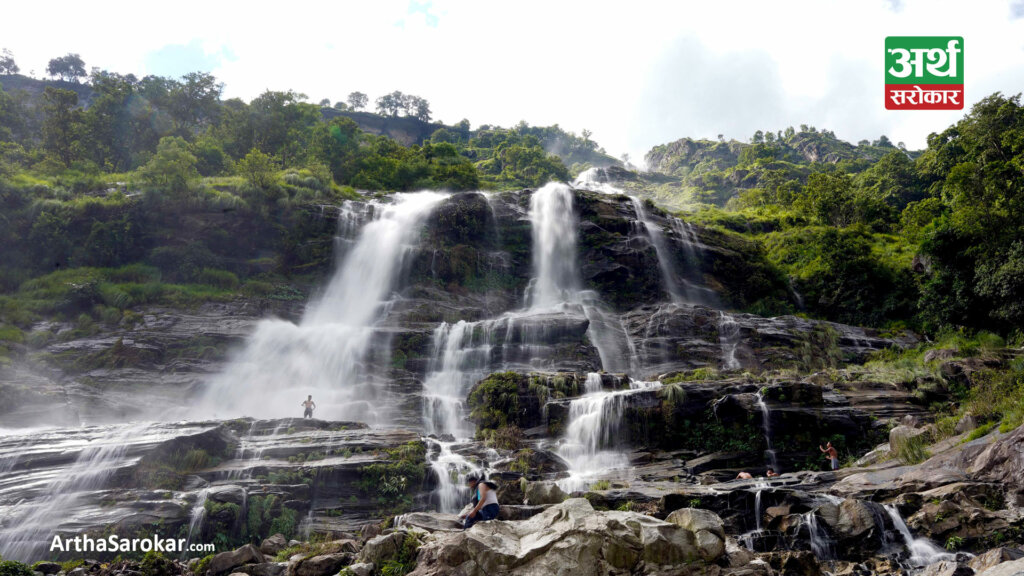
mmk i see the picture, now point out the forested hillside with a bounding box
[614,94,1024,336]
[1,59,1023,370]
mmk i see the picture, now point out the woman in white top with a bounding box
[459,475,499,529]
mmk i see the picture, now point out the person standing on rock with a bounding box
[459,475,499,529]
[820,441,839,471]
[301,395,316,419]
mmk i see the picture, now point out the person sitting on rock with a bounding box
[736,471,753,480]
[301,395,316,419]
[459,475,499,529]
[765,467,779,478]
[820,441,839,471]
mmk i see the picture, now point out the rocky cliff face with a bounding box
[8,186,1018,576]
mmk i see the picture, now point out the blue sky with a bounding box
[3,0,1024,163]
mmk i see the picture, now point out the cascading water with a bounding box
[0,423,162,561]
[804,511,836,560]
[754,391,778,471]
[883,504,955,567]
[183,489,209,557]
[199,192,446,422]
[555,378,660,493]
[718,311,742,370]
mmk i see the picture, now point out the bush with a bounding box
[197,268,239,290]
[0,560,34,576]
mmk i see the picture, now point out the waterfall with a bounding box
[583,372,604,393]
[754,391,778,471]
[804,511,836,560]
[555,380,659,493]
[199,192,446,422]
[718,311,742,370]
[528,182,580,309]
[422,321,494,439]
[183,489,209,557]
[630,197,686,305]
[0,423,157,561]
[883,504,955,567]
[428,441,479,514]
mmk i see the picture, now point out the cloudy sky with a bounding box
[4,0,1024,163]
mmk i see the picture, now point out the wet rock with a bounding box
[260,534,289,556]
[33,563,61,575]
[523,481,567,505]
[762,551,821,576]
[917,561,974,576]
[209,544,264,576]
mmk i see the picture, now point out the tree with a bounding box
[136,136,200,195]
[409,96,431,122]
[310,117,361,182]
[236,148,278,191]
[166,72,223,133]
[347,91,368,111]
[46,53,86,82]
[0,49,18,75]
[42,87,84,166]
[318,98,331,107]
[84,70,137,171]
[375,91,404,116]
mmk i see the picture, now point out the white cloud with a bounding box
[2,0,1022,161]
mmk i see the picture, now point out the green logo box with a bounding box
[885,36,963,84]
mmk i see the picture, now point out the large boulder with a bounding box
[294,554,352,576]
[394,512,464,532]
[524,481,567,504]
[209,544,264,576]
[408,498,712,576]
[260,534,289,556]
[969,424,1024,488]
[970,548,1024,573]
[356,531,409,566]
[977,558,1024,576]
[665,508,726,561]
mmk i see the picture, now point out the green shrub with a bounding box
[0,561,33,576]
[198,268,240,290]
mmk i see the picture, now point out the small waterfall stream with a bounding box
[883,504,955,567]
[754,391,779,471]
[555,378,660,493]
[183,488,209,557]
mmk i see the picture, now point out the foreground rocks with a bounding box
[409,498,725,576]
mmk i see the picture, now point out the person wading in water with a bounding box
[301,395,316,419]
